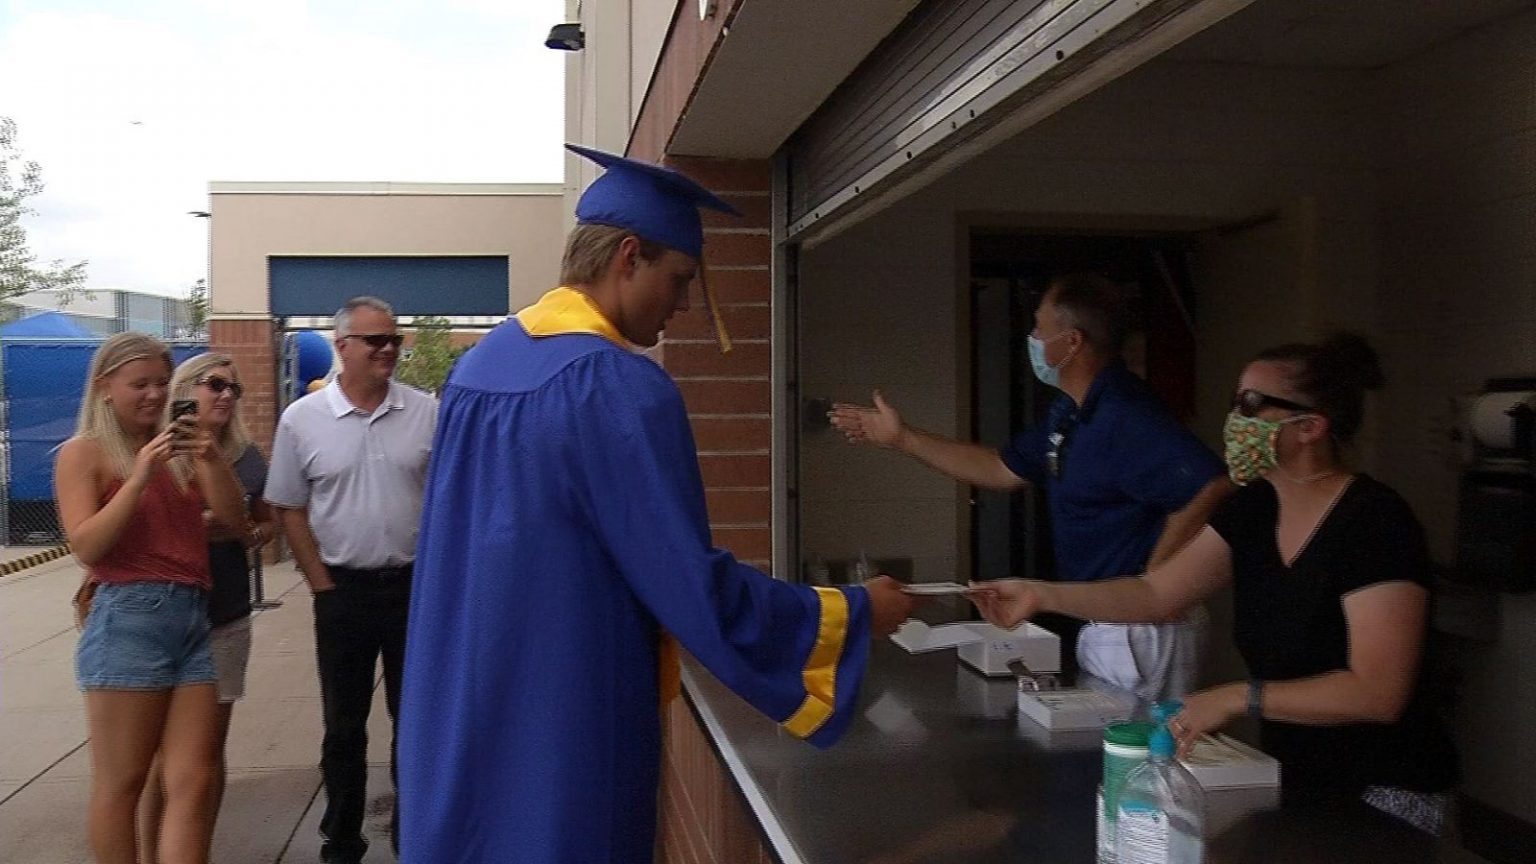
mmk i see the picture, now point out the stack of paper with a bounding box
[1180,734,1281,790]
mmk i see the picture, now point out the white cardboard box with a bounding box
[1016,687,1137,731]
[1189,735,1283,837]
[890,620,1060,677]
[957,624,1060,677]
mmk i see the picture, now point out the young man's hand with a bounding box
[863,575,919,638]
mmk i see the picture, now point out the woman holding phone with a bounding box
[55,334,245,864]
[137,353,275,863]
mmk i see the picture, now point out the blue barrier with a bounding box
[3,339,205,542]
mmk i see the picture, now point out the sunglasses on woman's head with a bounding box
[346,333,405,350]
[1232,388,1314,418]
[197,376,243,399]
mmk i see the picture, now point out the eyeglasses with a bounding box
[197,376,244,399]
[345,334,405,350]
[1045,412,1080,479]
[1231,389,1315,418]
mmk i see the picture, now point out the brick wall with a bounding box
[662,157,774,574]
[208,317,278,456]
[655,696,774,864]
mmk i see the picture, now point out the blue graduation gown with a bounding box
[398,288,872,863]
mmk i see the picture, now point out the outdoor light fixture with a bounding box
[545,23,584,51]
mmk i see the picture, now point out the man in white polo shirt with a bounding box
[266,296,436,864]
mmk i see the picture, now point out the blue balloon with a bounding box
[294,330,334,385]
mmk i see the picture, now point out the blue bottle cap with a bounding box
[1148,700,1184,758]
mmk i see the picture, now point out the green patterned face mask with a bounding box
[1222,410,1310,485]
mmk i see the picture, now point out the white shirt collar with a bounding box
[325,379,405,419]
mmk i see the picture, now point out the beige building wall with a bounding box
[630,0,672,126]
[1373,8,1536,825]
[564,0,671,224]
[206,183,563,317]
[799,209,965,584]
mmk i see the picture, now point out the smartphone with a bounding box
[171,399,198,437]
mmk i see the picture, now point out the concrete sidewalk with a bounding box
[1,558,398,863]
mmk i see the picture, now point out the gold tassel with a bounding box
[699,262,732,354]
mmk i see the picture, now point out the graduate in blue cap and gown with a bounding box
[397,145,917,863]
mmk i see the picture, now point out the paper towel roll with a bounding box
[1469,391,1535,450]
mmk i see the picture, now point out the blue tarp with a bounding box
[0,311,95,339]
[4,340,205,501]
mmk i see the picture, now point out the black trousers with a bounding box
[312,567,411,861]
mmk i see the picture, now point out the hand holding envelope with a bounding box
[898,581,970,596]
[964,579,1045,629]
[865,575,921,638]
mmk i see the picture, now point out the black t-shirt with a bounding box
[1208,475,1458,799]
[207,444,267,627]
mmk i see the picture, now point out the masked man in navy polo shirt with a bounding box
[832,274,1230,702]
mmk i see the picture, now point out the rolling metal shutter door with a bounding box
[784,0,1212,236]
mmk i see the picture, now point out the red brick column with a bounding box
[208,317,279,457]
[662,157,773,574]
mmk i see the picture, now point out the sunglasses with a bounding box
[1232,389,1315,418]
[345,333,405,350]
[197,376,244,399]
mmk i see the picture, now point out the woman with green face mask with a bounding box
[969,333,1458,835]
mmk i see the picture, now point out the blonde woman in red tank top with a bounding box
[54,333,244,864]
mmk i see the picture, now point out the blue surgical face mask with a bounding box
[1028,332,1071,389]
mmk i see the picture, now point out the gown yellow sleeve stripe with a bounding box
[781,586,850,739]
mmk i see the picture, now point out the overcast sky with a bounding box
[0,0,566,297]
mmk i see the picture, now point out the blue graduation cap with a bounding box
[567,144,741,260]
[567,144,740,351]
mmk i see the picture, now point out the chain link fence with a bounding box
[1,338,206,547]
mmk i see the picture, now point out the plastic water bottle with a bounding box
[1097,721,1154,862]
[1114,701,1205,864]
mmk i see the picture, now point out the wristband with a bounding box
[1247,679,1265,721]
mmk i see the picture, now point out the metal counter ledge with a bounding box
[678,639,1488,864]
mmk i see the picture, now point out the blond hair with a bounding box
[75,332,174,481]
[559,224,666,285]
[168,353,253,483]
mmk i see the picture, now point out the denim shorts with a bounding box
[76,582,217,691]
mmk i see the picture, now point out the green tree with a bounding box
[1,117,87,302]
[396,316,468,394]
[187,278,209,337]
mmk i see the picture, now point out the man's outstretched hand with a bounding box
[829,391,907,450]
